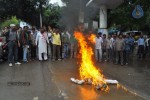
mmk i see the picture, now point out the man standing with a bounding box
[62,31,70,59]
[70,30,78,59]
[145,35,150,57]
[52,29,62,61]
[17,27,23,62]
[115,35,124,65]
[137,35,145,59]
[102,34,107,61]
[111,34,117,63]
[124,34,131,65]
[6,24,21,67]
[20,26,29,63]
[95,33,103,62]
[106,35,113,62]
[31,27,38,60]
[36,28,49,61]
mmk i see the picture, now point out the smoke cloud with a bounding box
[59,0,99,31]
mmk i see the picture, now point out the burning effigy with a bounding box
[70,31,118,92]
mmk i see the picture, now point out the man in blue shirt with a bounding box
[124,34,132,65]
[129,35,135,54]
[137,35,145,59]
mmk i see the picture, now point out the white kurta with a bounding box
[36,32,49,54]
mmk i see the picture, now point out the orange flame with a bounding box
[74,31,109,92]
[87,34,96,44]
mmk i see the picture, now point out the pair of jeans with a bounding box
[8,41,18,63]
[63,43,69,58]
[23,45,28,62]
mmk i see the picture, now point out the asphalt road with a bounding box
[0,57,148,100]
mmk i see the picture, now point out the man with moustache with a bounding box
[5,24,21,67]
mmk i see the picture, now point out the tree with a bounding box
[108,0,150,32]
[42,3,61,28]
[0,0,49,27]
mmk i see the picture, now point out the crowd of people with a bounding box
[95,32,150,65]
[1,23,150,67]
[1,24,78,67]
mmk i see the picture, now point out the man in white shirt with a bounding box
[145,35,150,57]
[95,33,103,62]
[106,35,113,62]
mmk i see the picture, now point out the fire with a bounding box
[74,31,109,92]
[87,34,96,44]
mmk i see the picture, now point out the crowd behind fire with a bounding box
[0,23,150,67]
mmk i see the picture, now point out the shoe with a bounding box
[44,58,48,61]
[9,63,13,67]
[15,62,21,65]
[58,59,62,61]
[23,61,28,63]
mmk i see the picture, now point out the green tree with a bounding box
[42,3,61,28]
[0,0,49,27]
[108,0,150,32]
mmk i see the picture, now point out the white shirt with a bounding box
[66,31,71,40]
[95,37,103,49]
[145,38,150,46]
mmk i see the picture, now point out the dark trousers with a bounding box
[112,48,116,63]
[102,49,106,61]
[145,46,150,57]
[116,51,123,65]
[124,50,130,64]
[18,45,23,61]
[106,48,112,61]
[31,45,36,59]
[138,45,145,59]
[49,41,53,58]
[8,41,18,63]
[52,44,61,60]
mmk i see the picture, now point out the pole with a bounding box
[86,0,93,7]
[40,13,42,28]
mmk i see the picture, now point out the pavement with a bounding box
[0,56,149,100]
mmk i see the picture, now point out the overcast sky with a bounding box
[49,0,64,6]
